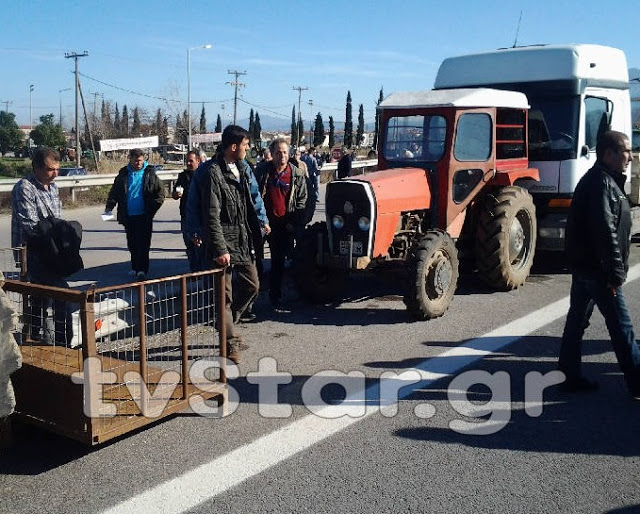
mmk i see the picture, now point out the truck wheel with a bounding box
[475,186,537,290]
[404,231,459,320]
[293,222,347,303]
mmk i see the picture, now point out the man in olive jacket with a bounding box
[559,130,640,396]
[195,126,260,364]
[105,148,164,280]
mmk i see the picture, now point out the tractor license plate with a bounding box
[339,240,363,256]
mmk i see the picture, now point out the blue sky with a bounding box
[3,0,640,130]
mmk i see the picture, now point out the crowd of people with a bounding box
[9,127,324,364]
[9,129,640,400]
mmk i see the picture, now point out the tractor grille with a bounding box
[325,181,374,258]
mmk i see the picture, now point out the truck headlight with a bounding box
[358,217,370,231]
[332,215,345,230]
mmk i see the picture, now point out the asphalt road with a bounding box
[1,185,640,513]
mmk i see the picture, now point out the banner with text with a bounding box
[99,136,159,152]
[191,133,221,144]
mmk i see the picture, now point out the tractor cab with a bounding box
[377,88,538,237]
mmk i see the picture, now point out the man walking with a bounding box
[559,130,640,396]
[105,149,165,280]
[260,138,308,312]
[173,150,201,271]
[194,125,260,363]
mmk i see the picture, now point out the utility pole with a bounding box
[65,51,89,167]
[292,86,308,147]
[29,85,34,139]
[0,100,13,112]
[227,70,246,125]
[308,99,314,146]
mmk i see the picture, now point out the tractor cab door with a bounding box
[438,108,494,236]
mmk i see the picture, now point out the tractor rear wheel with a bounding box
[475,186,537,290]
[293,222,347,303]
[404,230,459,320]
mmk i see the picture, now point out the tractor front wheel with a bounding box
[293,222,347,303]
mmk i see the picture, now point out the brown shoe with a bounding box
[228,350,241,364]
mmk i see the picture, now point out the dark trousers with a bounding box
[267,223,294,305]
[222,263,259,344]
[180,218,199,272]
[125,215,153,273]
[559,273,640,393]
[28,267,73,346]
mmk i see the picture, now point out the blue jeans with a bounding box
[559,273,640,393]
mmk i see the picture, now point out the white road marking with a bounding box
[101,263,640,514]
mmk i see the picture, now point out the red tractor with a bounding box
[294,88,540,319]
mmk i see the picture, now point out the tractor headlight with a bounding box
[358,216,370,231]
[332,215,345,230]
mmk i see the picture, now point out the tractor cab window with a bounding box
[452,168,483,203]
[384,115,446,162]
[454,113,492,161]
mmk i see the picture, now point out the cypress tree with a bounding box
[356,104,365,147]
[132,107,141,136]
[291,105,298,147]
[122,105,129,136]
[373,87,383,150]
[254,112,262,142]
[329,116,335,149]
[199,104,206,133]
[344,91,353,148]
[314,113,325,147]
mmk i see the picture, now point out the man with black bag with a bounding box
[11,147,82,346]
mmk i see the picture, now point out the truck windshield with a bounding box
[528,96,580,161]
[383,115,446,162]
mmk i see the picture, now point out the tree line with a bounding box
[0,87,386,156]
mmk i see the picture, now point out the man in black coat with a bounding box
[173,150,200,271]
[559,130,640,396]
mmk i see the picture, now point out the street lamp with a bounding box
[29,84,34,148]
[187,43,211,150]
[58,87,72,127]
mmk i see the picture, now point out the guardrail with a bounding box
[0,159,379,194]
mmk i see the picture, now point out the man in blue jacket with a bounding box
[105,149,165,280]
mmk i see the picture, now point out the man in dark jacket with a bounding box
[195,125,260,363]
[559,130,640,396]
[173,150,200,271]
[105,148,165,280]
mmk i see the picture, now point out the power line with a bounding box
[79,72,182,103]
[237,98,288,119]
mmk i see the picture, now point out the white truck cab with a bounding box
[435,44,632,250]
